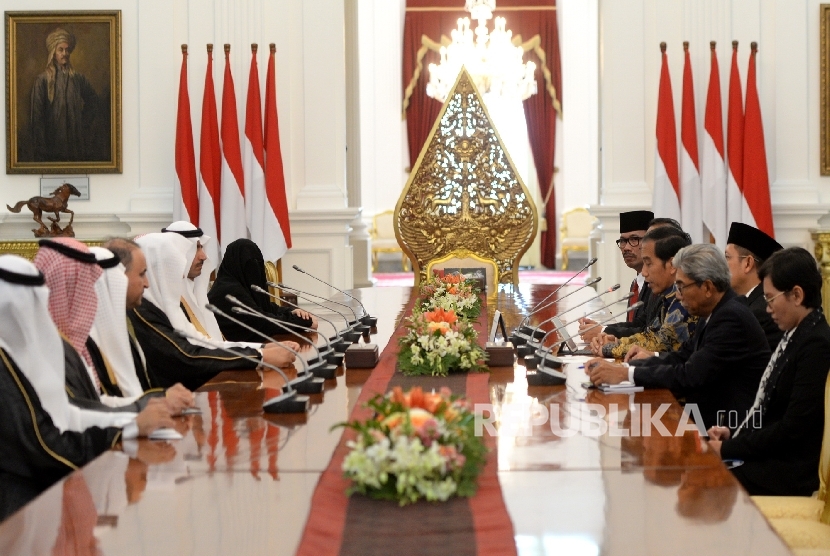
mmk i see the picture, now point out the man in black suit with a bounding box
[725,222,783,351]
[708,248,830,496]
[586,244,770,430]
[579,210,654,340]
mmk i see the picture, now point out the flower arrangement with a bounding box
[397,307,488,377]
[419,273,482,321]
[337,386,487,505]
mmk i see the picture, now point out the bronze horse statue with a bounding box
[6,183,82,237]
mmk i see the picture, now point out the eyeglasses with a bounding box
[675,280,702,294]
[723,254,749,261]
[763,290,789,306]
[616,236,642,248]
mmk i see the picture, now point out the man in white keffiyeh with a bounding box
[127,233,296,391]
[162,221,225,341]
[33,239,193,416]
[0,254,175,482]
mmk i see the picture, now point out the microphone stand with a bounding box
[525,301,643,387]
[512,282,619,348]
[275,282,371,335]
[209,301,336,383]
[291,264,377,326]
[264,282,361,340]
[252,285,355,350]
[512,276,602,341]
[176,330,310,413]
[516,257,598,330]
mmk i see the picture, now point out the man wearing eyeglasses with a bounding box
[579,210,654,341]
[725,222,783,351]
[585,244,770,430]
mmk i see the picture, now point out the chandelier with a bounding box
[426,0,538,103]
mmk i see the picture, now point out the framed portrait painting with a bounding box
[5,11,121,174]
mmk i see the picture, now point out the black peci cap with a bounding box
[620,210,654,233]
[727,222,783,262]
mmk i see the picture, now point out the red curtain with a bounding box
[403,0,562,268]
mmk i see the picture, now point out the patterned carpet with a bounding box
[371,270,588,288]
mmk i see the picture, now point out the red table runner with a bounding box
[296,292,516,556]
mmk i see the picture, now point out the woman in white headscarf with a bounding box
[0,255,173,488]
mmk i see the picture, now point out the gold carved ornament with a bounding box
[395,67,537,288]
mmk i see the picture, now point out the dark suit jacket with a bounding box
[737,285,784,351]
[631,289,770,429]
[722,310,830,496]
[606,281,654,338]
[128,299,261,391]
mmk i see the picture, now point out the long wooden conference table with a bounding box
[0,284,793,555]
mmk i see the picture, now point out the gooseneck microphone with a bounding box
[525,301,643,387]
[221,295,340,379]
[224,295,335,358]
[520,257,597,320]
[176,330,310,413]
[275,282,359,323]
[292,265,375,325]
[252,285,355,350]
[208,301,335,383]
[267,282,355,332]
[523,284,623,342]
[514,273,601,339]
[531,292,634,353]
[538,301,644,367]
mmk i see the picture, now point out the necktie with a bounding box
[628,278,639,322]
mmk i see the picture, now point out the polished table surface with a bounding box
[0,285,793,555]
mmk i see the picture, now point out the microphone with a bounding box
[253,285,356,348]
[520,257,597,321]
[278,281,360,323]
[267,282,360,338]
[221,296,340,378]
[512,281,619,346]
[209,301,336,382]
[529,293,633,359]
[526,301,643,387]
[510,276,602,345]
[176,329,310,413]
[292,264,376,326]
[276,282,372,336]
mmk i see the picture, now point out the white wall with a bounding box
[593,0,830,288]
[0,0,356,296]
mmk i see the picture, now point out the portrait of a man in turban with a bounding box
[29,27,102,162]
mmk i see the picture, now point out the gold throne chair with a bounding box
[394,68,537,296]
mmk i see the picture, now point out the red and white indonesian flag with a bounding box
[653,43,681,222]
[220,45,248,256]
[244,45,287,261]
[726,42,747,229]
[742,43,775,237]
[701,42,727,248]
[198,45,222,264]
[174,46,199,224]
[680,43,703,243]
[262,44,291,261]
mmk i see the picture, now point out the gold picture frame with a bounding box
[822,4,830,175]
[5,10,121,174]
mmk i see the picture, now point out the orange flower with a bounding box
[423,307,458,325]
[408,387,425,410]
[390,386,408,407]
[383,412,406,430]
[447,286,458,294]
[423,393,444,414]
[444,274,462,284]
